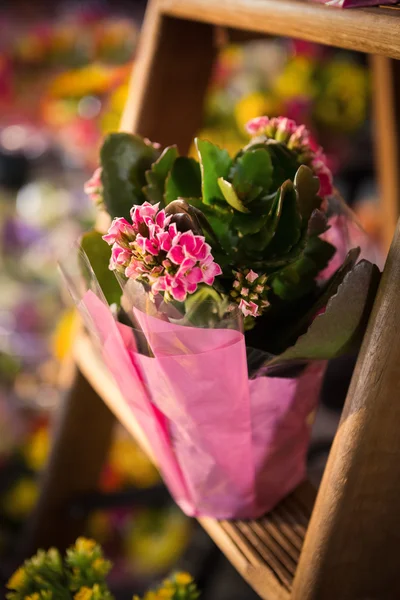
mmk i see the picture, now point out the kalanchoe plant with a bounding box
[7,538,199,600]
[83,115,380,363]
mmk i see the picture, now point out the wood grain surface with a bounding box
[292,218,400,599]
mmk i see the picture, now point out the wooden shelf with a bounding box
[74,332,315,600]
[159,0,400,59]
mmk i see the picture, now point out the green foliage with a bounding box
[135,572,200,600]
[144,146,179,204]
[100,133,160,220]
[268,259,381,364]
[7,539,199,600]
[80,230,121,306]
[97,131,379,359]
[6,538,113,600]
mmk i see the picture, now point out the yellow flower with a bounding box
[234,92,280,134]
[157,589,174,599]
[25,594,40,600]
[7,567,25,590]
[274,56,316,99]
[24,426,50,472]
[75,538,96,554]
[174,572,193,586]
[92,557,106,572]
[74,587,93,600]
[2,478,38,519]
[52,309,79,361]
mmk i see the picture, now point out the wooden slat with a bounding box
[120,0,217,153]
[292,218,400,599]
[370,54,400,251]
[74,331,316,600]
[160,0,400,60]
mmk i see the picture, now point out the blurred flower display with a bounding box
[198,39,370,174]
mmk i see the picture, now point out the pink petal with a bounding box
[184,266,203,285]
[246,270,259,283]
[245,116,270,135]
[238,299,259,317]
[167,244,185,265]
[157,230,173,252]
[179,231,197,254]
[103,218,134,245]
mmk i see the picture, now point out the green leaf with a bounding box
[294,165,322,223]
[101,133,160,220]
[264,181,302,257]
[270,235,335,301]
[268,260,381,363]
[80,230,121,306]
[196,138,232,205]
[164,157,202,204]
[232,148,273,200]
[218,178,249,213]
[266,142,300,191]
[143,145,178,205]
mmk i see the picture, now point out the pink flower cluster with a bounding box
[103,202,222,303]
[84,167,103,206]
[231,269,270,318]
[245,116,333,198]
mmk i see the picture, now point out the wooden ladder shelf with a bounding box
[26,2,400,599]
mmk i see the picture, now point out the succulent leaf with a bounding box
[231,147,273,201]
[100,133,160,220]
[218,178,249,213]
[164,157,202,204]
[196,138,232,205]
[143,145,178,205]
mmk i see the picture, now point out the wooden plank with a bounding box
[19,368,115,558]
[160,0,400,60]
[292,217,400,600]
[370,54,400,251]
[120,0,217,153]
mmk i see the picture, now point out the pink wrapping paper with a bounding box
[314,0,398,6]
[81,289,325,519]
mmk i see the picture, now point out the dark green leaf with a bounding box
[101,133,160,220]
[164,157,202,204]
[143,145,178,205]
[195,138,232,205]
[232,148,273,200]
[264,181,302,257]
[268,260,381,363]
[267,142,300,190]
[80,230,121,306]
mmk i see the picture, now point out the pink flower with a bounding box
[245,269,259,283]
[246,116,270,135]
[84,167,103,204]
[110,244,131,270]
[130,202,160,229]
[245,114,334,198]
[103,217,135,245]
[135,233,160,256]
[312,155,334,197]
[200,254,223,285]
[104,201,223,303]
[238,299,259,317]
